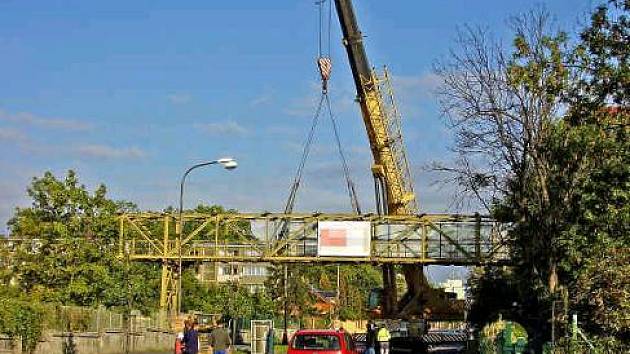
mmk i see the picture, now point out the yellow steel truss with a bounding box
[117,212,509,313]
[360,68,417,215]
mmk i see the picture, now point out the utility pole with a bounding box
[282,265,288,345]
[124,242,131,354]
[336,265,340,321]
[551,300,556,347]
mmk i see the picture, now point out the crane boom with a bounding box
[333,0,426,318]
[334,0,417,216]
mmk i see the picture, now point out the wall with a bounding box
[0,329,173,354]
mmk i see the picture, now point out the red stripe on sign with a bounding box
[321,229,347,246]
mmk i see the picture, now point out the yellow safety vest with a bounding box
[377,327,391,342]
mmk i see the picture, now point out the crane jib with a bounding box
[334,0,373,97]
[333,0,423,319]
[333,0,418,216]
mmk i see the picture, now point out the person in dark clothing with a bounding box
[183,319,199,354]
[265,328,274,354]
[365,321,377,354]
[209,321,232,354]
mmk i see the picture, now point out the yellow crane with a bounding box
[333,0,429,318]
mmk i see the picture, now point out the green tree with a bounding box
[556,0,630,343]
[0,296,47,354]
[266,264,381,322]
[336,265,381,320]
[7,171,160,313]
[435,8,570,348]
[566,0,629,121]
[436,1,629,349]
[181,269,274,320]
[266,265,317,323]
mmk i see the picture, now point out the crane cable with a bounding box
[318,0,361,214]
[282,0,361,216]
[283,95,325,214]
[325,94,362,214]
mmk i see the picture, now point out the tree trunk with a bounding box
[381,265,431,319]
[381,265,397,316]
[398,265,429,318]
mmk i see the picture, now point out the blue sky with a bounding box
[0,0,594,232]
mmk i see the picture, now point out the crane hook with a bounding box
[317,57,332,93]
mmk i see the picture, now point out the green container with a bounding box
[514,337,527,354]
[501,323,514,354]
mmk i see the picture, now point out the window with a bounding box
[242,265,267,276]
[292,335,341,350]
[248,284,265,294]
[218,265,237,276]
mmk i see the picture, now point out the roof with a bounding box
[422,331,467,344]
[308,285,338,303]
[353,331,467,344]
[293,329,345,336]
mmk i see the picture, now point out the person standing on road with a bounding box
[209,320,232,354]
[365,321,377,354]
[265,327,274,354]
[377,325,391,354]
[183,319,199,354]
[174,332,184,354]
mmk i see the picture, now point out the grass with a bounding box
[233,344,288,354]
[274,345,288,354]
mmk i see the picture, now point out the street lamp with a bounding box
[177,157,238,314]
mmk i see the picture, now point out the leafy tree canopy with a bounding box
[6,170,160,313]
[437,0,629,349]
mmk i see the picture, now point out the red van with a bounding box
[288,329,358,354]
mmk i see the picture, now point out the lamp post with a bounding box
[177,158,238,314]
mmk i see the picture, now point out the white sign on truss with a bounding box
[317,221,371,257]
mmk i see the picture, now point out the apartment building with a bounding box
[197,261,270,293]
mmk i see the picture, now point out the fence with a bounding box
[43,306,168,333]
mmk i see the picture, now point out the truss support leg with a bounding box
[381,264,398,317]
[159,261,179,328]
[160,262,169,309]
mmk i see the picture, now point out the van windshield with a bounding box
[292,334,341,350]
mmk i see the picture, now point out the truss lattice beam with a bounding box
[118,212,510,265]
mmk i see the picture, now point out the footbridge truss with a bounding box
[118,212,510,265]
[118,212,510,314]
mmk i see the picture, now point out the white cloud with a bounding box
[73,145,146,159]
[283,81,322,117]
[195,121,249,137]
[391,72,441,96]
[167,93,192,104]
[250,90,274,106]
[0,108,92,131]
[264,125,300,137]
[0,127,28,143]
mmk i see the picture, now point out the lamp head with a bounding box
[217,158,238,170]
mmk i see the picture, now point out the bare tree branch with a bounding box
[433,8,567,214]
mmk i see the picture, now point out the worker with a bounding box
[265,327,274,354]
[377,325,391,354]
[365,321,377,354]
[208,320,232,354]
[182,318,199,354]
